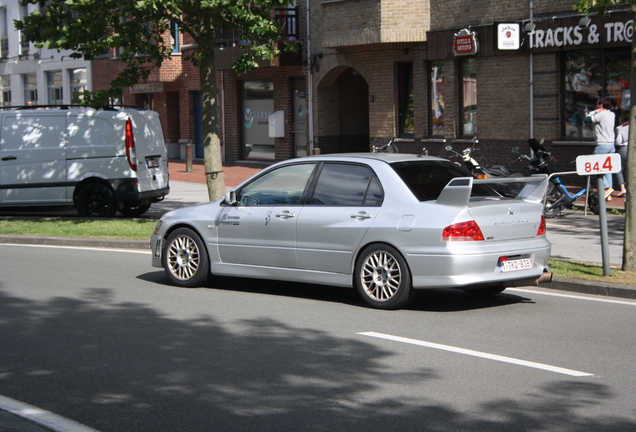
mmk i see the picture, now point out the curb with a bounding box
[0,235,149,250]
[545,277,636,300]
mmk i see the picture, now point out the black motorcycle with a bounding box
[513,139,599,217]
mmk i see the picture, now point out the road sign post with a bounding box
[576,154,622,276]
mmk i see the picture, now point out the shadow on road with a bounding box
[0,286,633,432]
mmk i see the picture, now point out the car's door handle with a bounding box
[1,156,17,161]
[275,211,295,219]
[351,212,372,220]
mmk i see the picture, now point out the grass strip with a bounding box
[0,218,156,240]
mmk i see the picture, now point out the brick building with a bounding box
[92,1,633,172]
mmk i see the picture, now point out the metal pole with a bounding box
[597,176,611,276]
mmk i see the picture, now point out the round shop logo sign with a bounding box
[244,108,254,129]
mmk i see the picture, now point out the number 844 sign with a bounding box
[576,154,622,176]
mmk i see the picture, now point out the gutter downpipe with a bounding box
[306,0,314,155]
[221,70,226,162]
[529,0,534,139]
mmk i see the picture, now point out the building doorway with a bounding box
[316,67,369,153]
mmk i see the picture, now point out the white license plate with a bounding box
[146,159,160,168]
[499,258,532,272]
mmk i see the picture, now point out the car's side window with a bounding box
[237,163,316,206]
[309,163,384,206]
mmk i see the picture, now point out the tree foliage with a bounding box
[16,0,295,201]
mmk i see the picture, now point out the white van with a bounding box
[0,106,169,217]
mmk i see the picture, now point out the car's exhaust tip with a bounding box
[536,271,553,284]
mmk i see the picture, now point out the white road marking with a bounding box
[0,394,100,432]
[508,287,636,306]
[0,243,150,254]
[358,331,593,377]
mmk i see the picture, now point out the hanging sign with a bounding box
[497,23,521,50]
[453,28,479,56]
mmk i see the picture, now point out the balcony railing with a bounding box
[215,6,299,47]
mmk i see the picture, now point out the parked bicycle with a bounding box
[372,137,399,153]
[513,139,599,218]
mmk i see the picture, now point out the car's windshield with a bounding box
[391,160,499,201]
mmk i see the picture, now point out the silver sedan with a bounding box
[151,154,551,309]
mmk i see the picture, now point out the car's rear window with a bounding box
[390,160,498,201]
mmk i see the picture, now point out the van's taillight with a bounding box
[125,118,137,172]
[442,220,485,242]
[537,215,546,236]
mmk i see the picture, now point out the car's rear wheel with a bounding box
[75,183,117,217]
[355,244,414,310]
[162,228,210,287]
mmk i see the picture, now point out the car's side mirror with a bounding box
[224,190,237,205]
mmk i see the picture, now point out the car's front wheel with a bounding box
[354,244,414,310]
[162,228,210,287]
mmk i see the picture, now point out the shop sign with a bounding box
[528,20,633,49]
[453,28,478,56]
[497,23,521,50]
[130,83,164,94]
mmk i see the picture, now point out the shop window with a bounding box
[47,71,63,104]
[430,60,444,137]
[242,80,275,160]
[0,75,10,106]
[460,58,477,138]
[397,62,414,136]
[23,73,37,105]
[563,49,630,139]
[70,68,87,101]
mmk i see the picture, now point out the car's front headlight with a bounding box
[153,220,163,235]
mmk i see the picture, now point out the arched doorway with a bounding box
[316,67,369,153]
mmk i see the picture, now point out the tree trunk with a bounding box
[199,40,226,202]
[622,6,636,271]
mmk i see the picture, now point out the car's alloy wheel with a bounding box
[163,228,210,287]
[355,244,414,309]
[75,183,117,217]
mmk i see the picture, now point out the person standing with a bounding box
[614,111,629,197]
[586,97,616,200]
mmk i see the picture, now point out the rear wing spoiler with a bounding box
[436,174,549,207]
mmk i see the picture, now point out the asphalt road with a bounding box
[1,244,636,431]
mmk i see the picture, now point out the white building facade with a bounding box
[0,0,91,107]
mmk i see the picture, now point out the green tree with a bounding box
[575,1,636,271]
[16,0,294,201]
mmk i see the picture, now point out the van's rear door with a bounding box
[126,110,169,193]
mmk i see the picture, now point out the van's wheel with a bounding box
[119,202,151,217]
[75,183,117,217]
[162,228,210,287]
[354,244,414,310]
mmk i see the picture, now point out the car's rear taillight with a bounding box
[125,118,137,172]
[536,215,546,236]
[442,220,485,242]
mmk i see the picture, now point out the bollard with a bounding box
[185,143,193,173]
